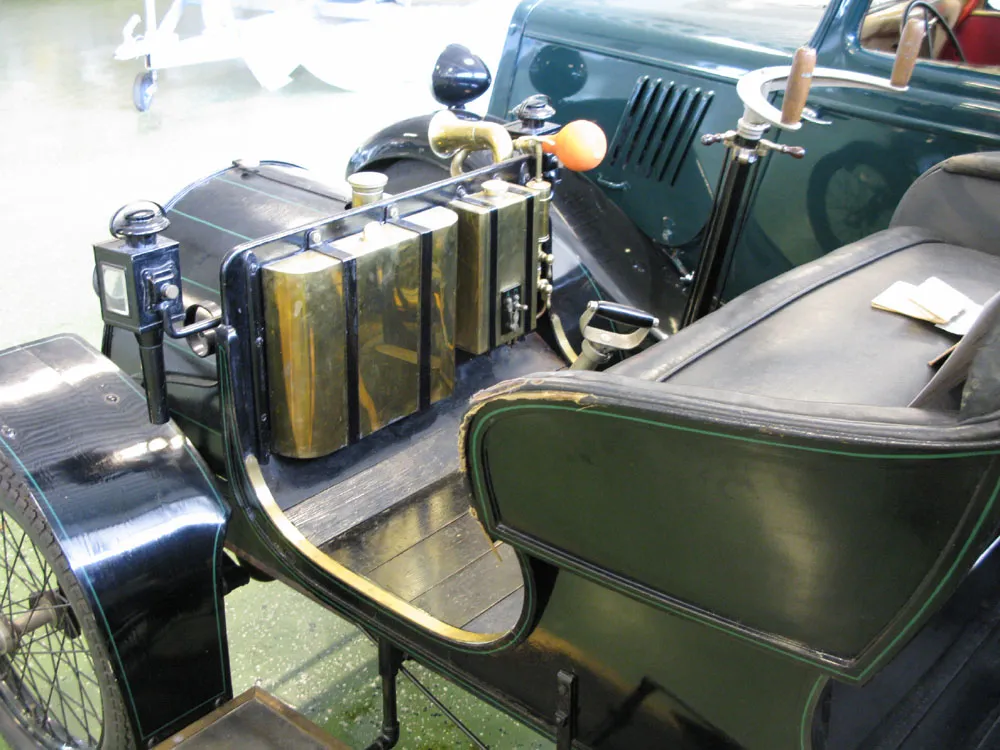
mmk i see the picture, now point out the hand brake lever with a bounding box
[570,301,659,371]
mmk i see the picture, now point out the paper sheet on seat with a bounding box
[871,281,942,322]
[910,277,983,335]
[871,277,984,336]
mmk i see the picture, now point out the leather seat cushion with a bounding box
[612,227,1000,407]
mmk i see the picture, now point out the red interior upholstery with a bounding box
[956,0,981,27]
[939,14,1000,65]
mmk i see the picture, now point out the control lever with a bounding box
[734,24,924,137]
[780,46,817,126]
[570,301,659,371]
[684,25,925,329]
[892,17,925,87]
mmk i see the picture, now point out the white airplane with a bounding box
[116,0,412,110]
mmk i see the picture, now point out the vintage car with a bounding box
[353,0,1000,310]
[2,1,1000,749]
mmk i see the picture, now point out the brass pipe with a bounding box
[513,137,551,182]
[428,110,514,177]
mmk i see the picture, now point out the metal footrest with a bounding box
[155,687,350,750]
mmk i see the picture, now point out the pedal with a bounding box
[570,301,659,370]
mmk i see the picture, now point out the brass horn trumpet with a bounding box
[428,110,514,177]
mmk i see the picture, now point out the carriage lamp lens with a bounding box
[100,263,130,317]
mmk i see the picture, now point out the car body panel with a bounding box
[0,335,231,747]
[489,0,1000,297]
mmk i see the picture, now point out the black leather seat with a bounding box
[613,152,1000,414]
[460,153,1000,672]
[611,228,1000,409]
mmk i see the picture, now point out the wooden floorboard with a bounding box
[283,421,459,543]
[463,588,525,634]
[273,335,563,521]
[366,513,496,602]
[411,543,523,630]
[273,338,559,635]
[322,476,469,574]
[320,476,524,631]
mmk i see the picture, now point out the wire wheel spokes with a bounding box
[0,510,104,749]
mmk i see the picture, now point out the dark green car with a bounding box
[3,1,1000,750]
[355,0,1000,302]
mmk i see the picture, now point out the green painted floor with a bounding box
[225,582,547,749]
[0,1,548,747]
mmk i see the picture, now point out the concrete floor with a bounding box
[0,0,547,747]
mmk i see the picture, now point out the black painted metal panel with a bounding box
[463,373,1000,678]
[107,162,354,472]
[0,335,230,746]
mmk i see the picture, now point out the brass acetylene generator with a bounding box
[94,106,600,462]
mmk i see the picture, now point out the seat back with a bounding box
[891,152,1000,257]
[940,13,1000,66]
[961,320,1000,418]
[910,289,1000,411]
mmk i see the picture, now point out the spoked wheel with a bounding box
[0,459,135,749]
[806,144,910,252]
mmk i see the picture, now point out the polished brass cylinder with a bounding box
[262,250,348,459]
[348,171,389,207]
[526,178,552,243]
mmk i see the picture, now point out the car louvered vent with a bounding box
[607,77,714,185]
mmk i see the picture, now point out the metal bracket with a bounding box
[595,176,630,191]
[702,130,804,159]
[735,65,905,132]
[555,670,578,750]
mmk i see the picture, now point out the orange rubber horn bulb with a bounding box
[543,120,608,172]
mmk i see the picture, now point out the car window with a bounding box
[859,0,1000,70]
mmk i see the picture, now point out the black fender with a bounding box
[0,335,230,746]
[347,114,454,176]
[347,113,690,336]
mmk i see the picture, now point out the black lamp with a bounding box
[93,202,183,424]
[431,44,492,109]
